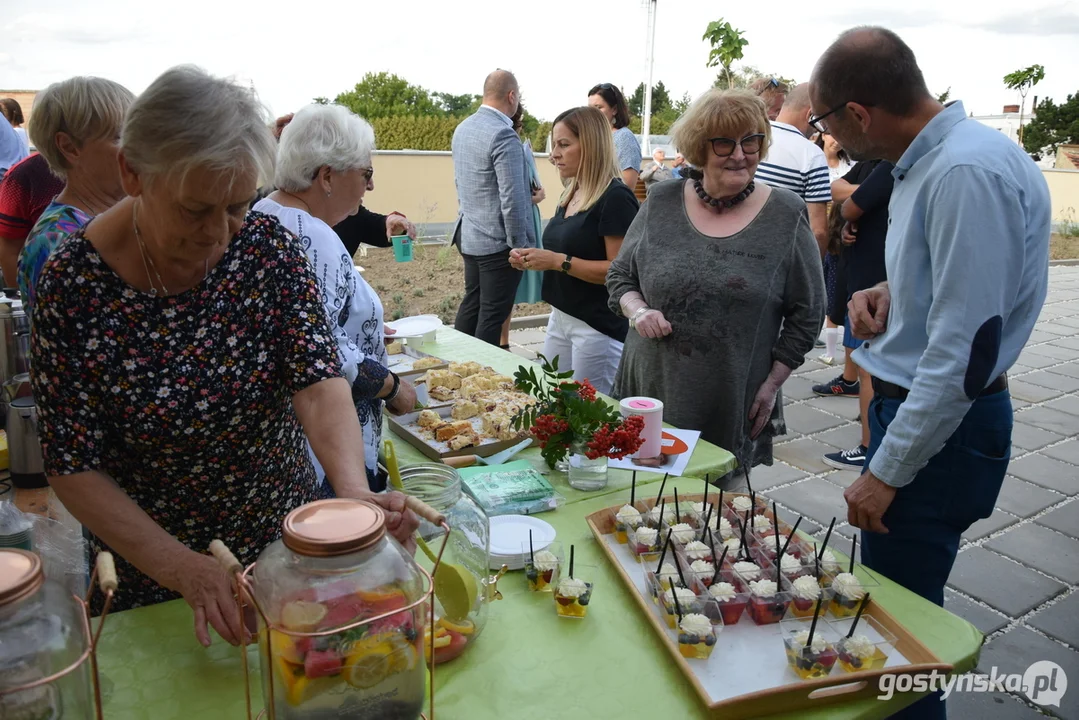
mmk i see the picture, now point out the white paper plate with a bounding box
[489,515,556,570]
[385,315,443,339]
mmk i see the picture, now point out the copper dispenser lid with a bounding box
[282,499,386,557]
[0,548,44,607]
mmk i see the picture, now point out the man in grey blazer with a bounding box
[451,69,537,346]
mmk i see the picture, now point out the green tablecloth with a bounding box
[95,484,982,719]
[383,328,738,504]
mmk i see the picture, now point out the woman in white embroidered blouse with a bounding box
[254,103,416,492]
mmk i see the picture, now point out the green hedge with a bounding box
[370,115,553,154]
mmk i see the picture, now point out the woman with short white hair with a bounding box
[31,66,418,638]
[17,76,134,315]
[254,103,417,493]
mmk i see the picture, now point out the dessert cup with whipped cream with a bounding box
[704,572,749,625]
[678,612,720,660]
[643,502,675,530]
[655,582,702,629]
[730,557,774,592]
[612,502,644,544]
[827,571,876,618]
[552,563,594,619]
[781,618,839,679]
[628,525,662,563]
[787,575,828,617]
[645,560,685,604]
[661,520,698,547]
[681,539,714,565]
[810,548,843,581]
[524,541,562,592]
[747,577,792,625]
[831,615,896,672]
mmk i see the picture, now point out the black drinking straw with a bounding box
[674,488,681,522]
[737,517,748,560]
[813,543,821,580]
[718,488,724,516]
[657,529,674,573]
[848,593,872,638]
[849,536,857,574]
[700,503,715,541]
[743,463,753,496]
[806,595,825,649]
[569,545,575,579]
[711,546,730,585]
[670,579,685,621]
[672,552,689,590]
[772,502,782,556]
[707,528,718,565]
[655,472,669,505]
[703,474,709,506]
[779,518,803,560]
[818,518,837,560]
[658,498,666,526]
[529,529,535,564]
[630,471,637,506]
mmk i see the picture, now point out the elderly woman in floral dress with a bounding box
[31,66,417,645]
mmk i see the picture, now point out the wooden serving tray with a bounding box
[586,494,951,719]
[387,406,526,461]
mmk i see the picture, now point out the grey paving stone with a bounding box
[1008,362,1036,375]
[1011,422,1064,452]
[1050,362,1079,378]
[943,589,1010,635]
[948,689,1050,720]
[961,510,1020,542]
[783,404,847,435]
[804,396,861,420]
[1009,454,1079,495]
[1009,379,1065,403]
[985,523,1079,583]
[1015,406,1079,436]
[1036,501,1079,539]
[508,346,536,360]
[978,627,1079,720]
[1050,335,1079,351]
[1036,322,1078,336]
[773,438,838,474]
[799,366,845,384]
[1046,394,1079,417]
[995,477,1066,518]
[747,461,807,491]
[1043,439,1079,466]
[510,329,546,345]
[1023,370,1079,393]
[947,547,1066,616]
[782,375,817,401]
[822,469,860,488]
[1051,317,1079,330]
[1018,349,1066,368]
[1029,591,1079,650]
[1025,343,1077,361]
[815,423,864,451]
[769,477,849,527]
[1012,397,1032,411]
[1029,329,1066,345]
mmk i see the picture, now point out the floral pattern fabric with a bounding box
[18,200,91,316]
[30,211,343,611]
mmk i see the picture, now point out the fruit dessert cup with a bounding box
[642,503,675,530]
[827,571,877,618]
[681,539,714,565]
[747,578,792,625]
[705,573,749,626]
[628,526,662,564]
[778,552,811,581]
[811,549,843,580]
[781,619,839,680]
[655,580,704,630]
[688,559,717,587]
[524,542,562,592]
[702,512,735,541]
[787,575,829,618]
[552,564,595,619]
[730,557,773,591]
[612,503,644,544]
[831,616,896,672]
[677,612,720,660]
[661,520,699,547]
[645,561,685,604]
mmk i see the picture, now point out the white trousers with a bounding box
[542,308,624,395]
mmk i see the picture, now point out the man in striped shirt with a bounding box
[755,84,830,256]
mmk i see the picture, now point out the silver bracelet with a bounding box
[629,306,651,328]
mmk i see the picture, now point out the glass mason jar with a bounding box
[399,463,491,665]
[567,440,609,491]
[0,549,94,720]
[251,499,427,720]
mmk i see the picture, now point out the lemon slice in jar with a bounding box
[344,641,394,690]
[280,601,327,632]
[437,618,475,636]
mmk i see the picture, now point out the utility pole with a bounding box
[641,0,657,156]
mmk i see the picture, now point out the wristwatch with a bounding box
[385,371,401,402]
[561,255,573,273]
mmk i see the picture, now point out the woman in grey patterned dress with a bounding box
[606,89,825,486]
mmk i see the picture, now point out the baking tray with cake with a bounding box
[384,342,449,375]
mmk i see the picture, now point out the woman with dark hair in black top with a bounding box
[588,83,642,190]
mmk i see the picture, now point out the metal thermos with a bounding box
[7,396,47,488]
[0,297,30,381]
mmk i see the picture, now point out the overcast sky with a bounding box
[3,0,1077,123]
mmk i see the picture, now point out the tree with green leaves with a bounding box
[703,19,748,90]
[1003,64,1046,144]
[1022,92,1079,160]
[936,88,951,104]
[434,92,481,116]
[712,65,795,92]
[629,81,671,117]
[334,72,442,119]
[673,92,693,115]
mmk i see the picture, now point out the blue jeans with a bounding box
[861,388,1012,718]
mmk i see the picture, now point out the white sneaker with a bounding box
[818,353,836,366]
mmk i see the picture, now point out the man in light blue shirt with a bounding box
[810,27,1050,718]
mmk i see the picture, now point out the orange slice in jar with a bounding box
[280,600,327,632]
[344,638,395,689]
[437,617,475,636]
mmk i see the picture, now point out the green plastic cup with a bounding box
[391,235,413,262]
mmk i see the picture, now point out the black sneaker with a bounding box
[814,337,826,348]
[812,375,860,397]
[824,445,868,470]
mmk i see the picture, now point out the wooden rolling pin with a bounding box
[443,455,478,469]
